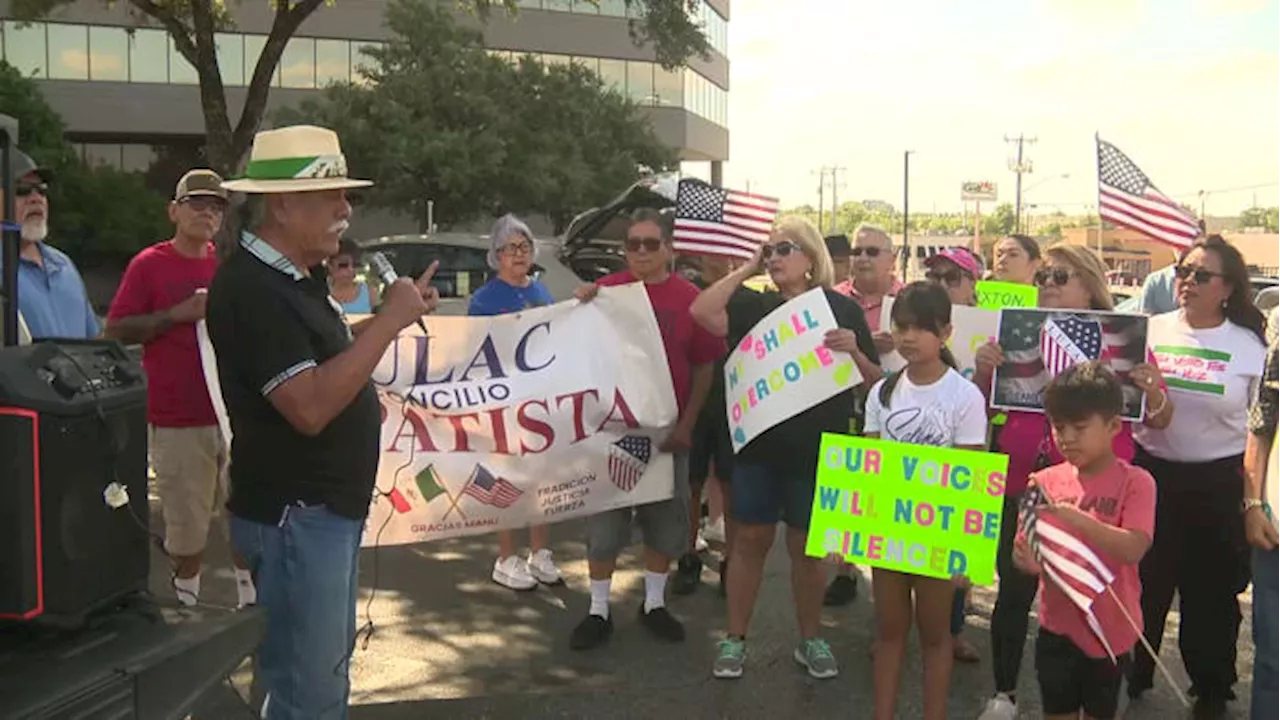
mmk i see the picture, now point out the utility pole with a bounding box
[828,165,847,235]
[813,168,826,233]
[902,151,913,279]
[1004,134,1037,234]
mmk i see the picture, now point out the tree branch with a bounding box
[127,0,196,63]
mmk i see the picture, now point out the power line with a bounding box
[1168,181,1280,199]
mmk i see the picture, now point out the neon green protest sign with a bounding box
[805,434,1009,585]
[976,280,1037,310]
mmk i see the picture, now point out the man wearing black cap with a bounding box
[825,234,852,286]
[2,149,98,339]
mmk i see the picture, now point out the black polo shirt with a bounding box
[207,232,381,525]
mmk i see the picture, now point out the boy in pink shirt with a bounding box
[1014,362,1156,720]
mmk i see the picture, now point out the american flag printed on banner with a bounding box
[1040,316,1103,377]
[608,435,652,492]
[462,464,523,509]
[673,178,779,260]
[1019,484,1120,661]
[1096,137,1201,250]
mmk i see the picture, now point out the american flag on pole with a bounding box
[1040,315,1103,377]
[673,178,779,260]
[608,435,652,492]
[461,464,523,509]
[1019,484,1120,661]
[1096,137,1201,250]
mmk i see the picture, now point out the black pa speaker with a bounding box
[0,340,150,626]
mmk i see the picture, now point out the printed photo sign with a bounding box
[991,308,1148,420]
[805,434,1008,584]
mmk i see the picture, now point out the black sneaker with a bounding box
[718,557,729,598]
[1192,695,1229,720]
[569,613,613,650]
[639,605,685,642]
[672,554,703,596]
[823,574,858,607]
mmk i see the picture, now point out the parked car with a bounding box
[357,176,679,315]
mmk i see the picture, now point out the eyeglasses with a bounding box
[331,259,354,269]
[926,269,966,286]
[851,246,882,258]
[181,196,227,213]
[1034,267,1074,287]
[1174,264,1224,285]
[761,241,800,260]
[15,182,48,198]
[502,242,532,255]
[624,236,663,253]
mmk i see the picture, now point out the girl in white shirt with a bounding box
[864,282,988,720]
[1128,236,1268,716]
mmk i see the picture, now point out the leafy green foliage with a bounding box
[279,0,676,232]
[1240,206,1279,232]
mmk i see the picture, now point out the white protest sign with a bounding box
[200,284,679,546]
[877,299,997,379]
[724,287,862,452]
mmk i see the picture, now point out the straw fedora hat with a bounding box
[221,125,373,194]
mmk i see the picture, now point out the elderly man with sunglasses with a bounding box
[2,149,98,339]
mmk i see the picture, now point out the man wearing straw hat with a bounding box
[206,125,439,719]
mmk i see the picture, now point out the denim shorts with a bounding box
[729,462,817,529]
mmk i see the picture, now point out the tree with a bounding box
[1241,206,1279,232]
[983,202,1015,236]
[280,0,676,231]
[11,0,709,176]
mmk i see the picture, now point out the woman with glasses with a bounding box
[1127,236,1267,719]
[923,247,981,306]
[992,234,1042,286]
[692,216,881,681]
[973,243,1173,720]
[328,238,379,314]
[468,214,563,591]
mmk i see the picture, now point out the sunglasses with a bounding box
[1174,264,1224,285]
[926,268,965,286]
[16,182,48,197]
[502,241,532,255]
[624,236,663,253]
[851,246,882,258]
[761,241,800,260]
[331,259,354,269]
[1034,267,1075,288]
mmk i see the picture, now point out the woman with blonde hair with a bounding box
[973,243,1173,720]
[691,215,881,680]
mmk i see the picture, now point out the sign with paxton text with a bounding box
[805,434,1008,585]
[976,280,1038,310]
[724,287,863,452]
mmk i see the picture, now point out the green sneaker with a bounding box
[712,638,746,679]
[793,638,839,679]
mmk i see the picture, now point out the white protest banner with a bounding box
[724,287,862,452]
[199,284,679,546]
[877,300,997,378]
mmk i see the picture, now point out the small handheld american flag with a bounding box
[608,435,652,492]
[1096,136,1201,250]
[673,178,779,261]
[1019,483,1120,661]
[462,464,523,509]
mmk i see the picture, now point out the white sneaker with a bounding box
[492,555,538,590]
[526,549,564,585]
[703,516,726,544]
[977,693,1017,720]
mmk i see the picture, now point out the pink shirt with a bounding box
[833,277,905,333]
[997,412,1136,497]
[596,271,725,416]
[1027,459,1156,658]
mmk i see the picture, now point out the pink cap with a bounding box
[924,247,981,278]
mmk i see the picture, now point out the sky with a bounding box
[700,0,1280,217]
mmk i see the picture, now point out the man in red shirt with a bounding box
[569,208,725,650]
[106,170,254,607]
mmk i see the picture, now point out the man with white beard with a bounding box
[4,150,98,339]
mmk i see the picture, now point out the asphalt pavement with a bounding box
[172,498,1255,720]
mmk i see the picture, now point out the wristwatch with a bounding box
[1243,498,1267,514]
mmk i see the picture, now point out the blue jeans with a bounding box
[230,505,363,720]
[1254,547,1278,720]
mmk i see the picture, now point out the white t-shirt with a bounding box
[1135,310,1267,462]
[865,367,989,447]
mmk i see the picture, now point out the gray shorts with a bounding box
[586,452,691,562]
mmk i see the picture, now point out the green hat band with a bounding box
[242,154,349,180]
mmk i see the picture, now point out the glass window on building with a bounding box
[543,53,571,66]
[626,60,653,105]
[597,0,627,17]
[128,28,167,83]
[280,36,315,88]
[572,0,598,13]
[351,41,382,85]
[88,26,128,82]
[315,38,349,86]
[653,64,681,107]
[543,0,573,12]
[244,35,281,87]
[515,0,542,8]
[4,22,48,79]
[627,1,646,18]
[168,34,198,84]
[46,23,88,80]
[83,143,122,169]
[572,56,598,74]
[120,144,157,173]
[216,32,244,86]
[597,57,625,94]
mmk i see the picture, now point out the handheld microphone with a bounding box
[368,251,430,336]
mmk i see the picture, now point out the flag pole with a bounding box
[1104,584,1191,709]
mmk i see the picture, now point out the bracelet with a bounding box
[1145,391,1168,418]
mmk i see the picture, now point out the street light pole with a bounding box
[902,150,914,279]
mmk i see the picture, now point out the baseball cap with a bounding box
[924,247,981,279]
[824,234,852,258]
[175,169,229,201]
[10,149,53,185]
